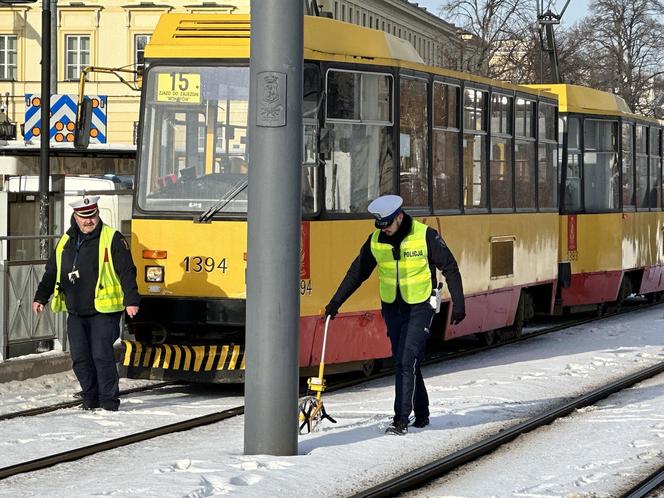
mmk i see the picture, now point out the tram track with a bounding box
[0,405,245,480]
[0,302,659,482]
[620,464,664,498]
[0,381,178,422]
[351,361,664,498]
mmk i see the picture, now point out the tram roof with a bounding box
[146,14,423,64]
[145,14,556,99]
[527,83,637,118]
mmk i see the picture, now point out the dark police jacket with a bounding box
[329,213,465,314]
[34,216,140,316]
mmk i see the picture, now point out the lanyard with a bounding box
[72,235,84,271]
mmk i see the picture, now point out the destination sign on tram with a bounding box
[157,73,201,103]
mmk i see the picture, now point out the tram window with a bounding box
[490,94,513,210]
[325,69,394,214]
[138,65,249,214]
[433,82,458,129]
[649,128,662,210]
[464,88,485,132]
[490,137,513,209]
[583,120,619,211]
[515,98,535,138]
[538,103,556,141]
[303,65,321,118]
[327,71,360,120]
[399,77,429,209]
[463,88,487,209]
[635,125,648,209]
[564,117,582,212]
[515,140,536,209]
[326,70,392,123]
[432,82,460,211]
[538,141,558,209]
[491,94,512,135]
[622,123,635,209]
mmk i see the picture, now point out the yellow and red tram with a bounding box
[529,84,664,312]
[119,13,661,382]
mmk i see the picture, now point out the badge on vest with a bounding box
[68,269,80,284]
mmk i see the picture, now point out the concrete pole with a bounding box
[244,1,303,455]
[38,0,51,259]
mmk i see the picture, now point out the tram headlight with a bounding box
[145,265,164,283]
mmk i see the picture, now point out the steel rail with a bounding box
[2,302,660,482]
[353,361,664,498]
[0,381,177,421]
[0,405,244,480]
[619,464,664,498]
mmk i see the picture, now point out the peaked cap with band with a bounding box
[368,195,403,228]
[69,195,100,218]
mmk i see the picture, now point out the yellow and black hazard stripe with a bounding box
[121,340,246,372]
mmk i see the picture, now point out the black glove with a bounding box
[325,301,340,320]
[451,311,466,325]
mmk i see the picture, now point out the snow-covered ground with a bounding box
[0,306,662,497]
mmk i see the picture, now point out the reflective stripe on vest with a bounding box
[370,220,430,304]
[51,235,69,313]
[51,224,125,313]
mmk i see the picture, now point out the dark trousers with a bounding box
[67,313,121,410]
[383,302,434,425]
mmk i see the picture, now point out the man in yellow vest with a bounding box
[325,195,465,435]
[32,195,139,411]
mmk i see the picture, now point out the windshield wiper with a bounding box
[196,178,248,223]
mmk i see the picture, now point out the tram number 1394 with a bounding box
[183,256,228,274]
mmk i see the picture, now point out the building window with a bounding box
[135,34,150,75]
[0,35,17,80]
[65,34,90,81]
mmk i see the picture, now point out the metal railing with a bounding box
[0,234,63,360]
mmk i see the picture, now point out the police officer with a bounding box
[324,195,465,435]
[32,196,140,411]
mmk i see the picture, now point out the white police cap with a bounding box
[368,195,403,228]
[69,195,100,218]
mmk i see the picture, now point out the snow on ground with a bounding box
[0,306,662,497]
[415,371,664,497]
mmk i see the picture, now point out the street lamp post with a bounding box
[0,0,49,258]
[39,0,51,259]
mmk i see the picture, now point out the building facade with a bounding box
[0,0,470,145]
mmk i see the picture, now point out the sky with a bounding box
[415,0,589,25]
[0,304,662,497]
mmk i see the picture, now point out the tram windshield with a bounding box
[137,65,250,213]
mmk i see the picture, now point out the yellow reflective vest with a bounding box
[370,220,431,304]
[51,224,125,313]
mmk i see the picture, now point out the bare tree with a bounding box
[562,0,664,116]
[439,0,536,79]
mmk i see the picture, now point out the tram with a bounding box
[117,13,661,382]
[527,84,664,313]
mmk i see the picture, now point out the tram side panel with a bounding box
[433,212,558,340]
[622,211,664,295]
[558,213,624,306]
[559,211,664,308]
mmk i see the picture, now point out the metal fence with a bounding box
[0,235,65,360]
